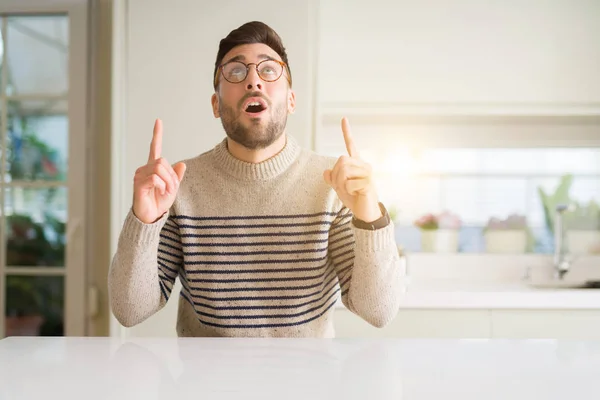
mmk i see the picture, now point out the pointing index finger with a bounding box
[341,117,359,158]
[148,118,163,163]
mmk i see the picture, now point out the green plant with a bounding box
[5,277,44,317]
[538,174,574,234]
[538,174,600,233]
[6,212,65,266]
[564,200,600,231]
[8,116,64,181]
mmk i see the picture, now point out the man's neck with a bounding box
[226,134,287,164]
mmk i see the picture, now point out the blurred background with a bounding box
[0,0,598,340]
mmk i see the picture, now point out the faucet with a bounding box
[554,204,575,279]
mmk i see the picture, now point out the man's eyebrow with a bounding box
[224,54,279,64]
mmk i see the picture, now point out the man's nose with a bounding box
[245,65,263,91]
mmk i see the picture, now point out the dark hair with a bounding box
[213,21,292,89]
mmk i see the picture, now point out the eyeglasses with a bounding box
[214,59,291,86]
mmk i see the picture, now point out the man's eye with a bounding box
[229,68,245,76]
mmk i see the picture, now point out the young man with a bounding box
[109,21,404,337]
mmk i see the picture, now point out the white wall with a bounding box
[318,0,600,106]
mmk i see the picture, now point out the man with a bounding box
[109,21,403,337]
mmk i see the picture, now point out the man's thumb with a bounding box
[174,162,186,181]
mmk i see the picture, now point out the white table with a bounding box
[1,337,599,399]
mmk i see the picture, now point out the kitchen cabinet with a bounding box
[318,0,600,108]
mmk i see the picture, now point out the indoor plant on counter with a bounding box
[563,200,600,255]
[538,174,600,255]
[483,214,530,254]
[414,211,462,253]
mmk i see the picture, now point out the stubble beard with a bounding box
[218,94,288,150]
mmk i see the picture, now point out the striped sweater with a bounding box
[108,135,404,337]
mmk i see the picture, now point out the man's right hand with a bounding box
[132,119,187,224]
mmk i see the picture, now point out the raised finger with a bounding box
[148,119,163,163]
[341,117,359,158]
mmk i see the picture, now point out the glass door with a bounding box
[0,2,87,337]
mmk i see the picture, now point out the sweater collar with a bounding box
[212,135,301,181]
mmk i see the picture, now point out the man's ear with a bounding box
[287,89,296,114]
[211,93,220,118]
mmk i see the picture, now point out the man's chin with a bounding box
[227,130,282,151]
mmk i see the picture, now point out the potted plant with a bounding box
[538,174,600,254]
[564,200,600,255]
[5,277,45,337]
[483,214,530,253]
[414,211,462,253]
[538,174,573,235]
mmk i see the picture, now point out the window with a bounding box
[0,2,87,338]
[316,116,600,257]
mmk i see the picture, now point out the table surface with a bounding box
[1,336,599,400]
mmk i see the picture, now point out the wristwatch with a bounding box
[352,202,391,230]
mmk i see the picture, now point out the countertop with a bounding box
[391,279,600,309]
[1,336,599,399]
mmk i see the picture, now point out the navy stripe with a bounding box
[328,248,354,262]
[178,221,333,230]
[187,268,330,284]
[161,227,180,237]
[158,275,173,293]
[158,260,178,275]
[188,269,336,293]
[181,230,329,239]
[157,255,181,266]
[329,241,354,254]
[180,291,340,329]
[182,246,328,257]
[179,271,340,310]
[165,219,180,229]
[185,253,330,266]
[185,266,326,275]
[179,238,330,248]
[329,233,354,247]
[329,226,352,240]
[173,211,338,221]
[158,248,183,260]
[181,285,341,311]
[339,274,352,289]
[160,234,181,247]
[337,263,352,276]
[331,257,355,276]
[331,220,352,232]
[159,281,169,301]
[193,289,340,320]
[182,271,339,302]
[336,265,352,282]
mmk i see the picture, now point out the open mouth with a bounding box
[243,97,268,115]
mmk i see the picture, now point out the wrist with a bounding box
[354,204,383,223]
[352,203,391,230]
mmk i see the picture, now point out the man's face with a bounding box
[211,43,295,150]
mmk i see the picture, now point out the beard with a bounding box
[218,93,288,150]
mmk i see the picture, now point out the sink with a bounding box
[525,262,600,289]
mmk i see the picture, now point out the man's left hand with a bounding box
[323,117,382,223]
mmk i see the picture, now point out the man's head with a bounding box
[211,21,295,150]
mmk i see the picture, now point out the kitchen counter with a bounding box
[387,253,600,309]
[1,336,598,399]
[390,279,600,309]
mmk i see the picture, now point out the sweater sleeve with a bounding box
[328,206,404,327]
[108,209,183,327]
